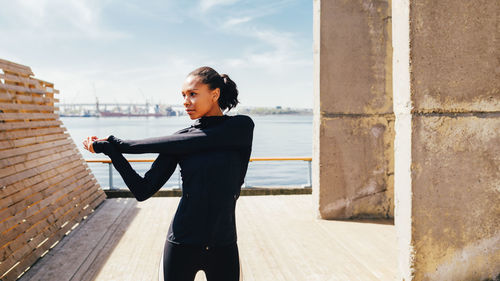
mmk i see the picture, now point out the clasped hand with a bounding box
[82,136,109,153]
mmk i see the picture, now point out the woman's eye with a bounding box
[190,92,196,96]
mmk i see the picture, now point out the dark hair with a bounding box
[188,66,239,112]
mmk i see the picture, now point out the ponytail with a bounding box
[188,66,240,112]
[218,74,239,112]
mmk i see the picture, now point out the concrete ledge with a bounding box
[104,186,312,198]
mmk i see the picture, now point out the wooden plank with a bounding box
[0,143,75,205]
[0,148,78,187]
[8,170,93,225]
[15,197,131,281]
[0,179,102,266]
[0,174,97,243]
[5,191,106,280]
[5,78,47,93]
[0,176,97,243]
[0,102,58,112]
[0,155,90,212]
[235,196,397,280]
[0,141,71,174]
[0,73,38,86]
[0,137,71,161]
[237,197,290,281]
[93,198,180,281]
[0,84,46,95]
[33,80,58,105]
[0,150,79,196]
[0,147,76,180]
[0,59,33,73]
[0,160,88,213]
[1,190,105,281]
[129,197,166,281]
[0,92,57,104]
[0,158,82,214]
[32,78,54,88]
[0,92,15,101]
[0,182,104,276]
[0,158,86,210]
[0,119,62,132]
[0,131,69,152]
[3,192,100,280]
[0,112,58,121]
[0,59,34,76]
[0,155,87,206]
[0,127,65,145]
[0,180,102,265]
[50,198,136,281]
[0,167,90,225]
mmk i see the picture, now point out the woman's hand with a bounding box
[83,136,109,153]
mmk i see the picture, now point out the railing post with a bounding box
[307,160,312,188]
[242,161,248,188]
[177,167,181,189]
[108,163,113,189]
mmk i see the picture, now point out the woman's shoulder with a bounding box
[172,114,254,135]
[228,114,254,128]
[173,127,191,135]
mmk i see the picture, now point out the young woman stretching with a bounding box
[82,66,254,281]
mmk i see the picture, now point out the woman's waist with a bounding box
[181,184,241,200]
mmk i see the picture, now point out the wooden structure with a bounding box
[17,195,397,281]
[0,58,107,281]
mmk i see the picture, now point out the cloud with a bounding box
[199,0,240,12]
[37,54,205,105]
[121,1,184,23]
[0,0,129,40]
[225,28,311,74]
[202,0,295,29]
[189,0,312,107]
[190,0,310,73]
[223,16,253,27]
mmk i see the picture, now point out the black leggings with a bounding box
[159,240,240,281]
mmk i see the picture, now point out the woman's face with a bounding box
[182,75,221,119]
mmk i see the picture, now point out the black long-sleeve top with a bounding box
[92,114,254,247]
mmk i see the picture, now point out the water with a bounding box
[63,114,313,189]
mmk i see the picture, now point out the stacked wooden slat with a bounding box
[0,58,107,281]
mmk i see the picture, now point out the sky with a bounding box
[0,0,313,109]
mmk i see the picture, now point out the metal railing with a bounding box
[85,157,312,189]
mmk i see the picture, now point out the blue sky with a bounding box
[0,0,313,108]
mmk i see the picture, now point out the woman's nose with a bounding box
[183,97,191,106]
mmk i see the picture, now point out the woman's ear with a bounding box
[212,88,220,102]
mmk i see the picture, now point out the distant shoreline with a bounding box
[235,106,312,116]
[59,106,313,117]
[59,112,313,117]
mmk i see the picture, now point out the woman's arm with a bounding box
[106,115,254,155]
[92,141,178,202]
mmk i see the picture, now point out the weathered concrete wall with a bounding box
[412,117,500,280]
[313,0,394,219]
[394,0,500,280]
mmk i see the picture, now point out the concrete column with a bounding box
[313,0,394,219]
[393,0,500,280]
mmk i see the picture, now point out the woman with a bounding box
[82,66,254,281]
